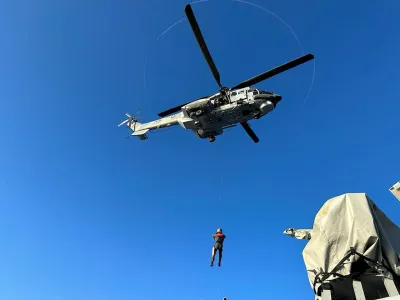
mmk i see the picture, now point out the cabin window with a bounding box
[231,92,237,96]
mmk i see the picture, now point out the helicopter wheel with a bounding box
[208,136,216,143]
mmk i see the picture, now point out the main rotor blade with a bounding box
[158,94,211,117]
[184,4,222,88]
[232,53,314,90]
[158,101,192,117]
[240,121,259,143]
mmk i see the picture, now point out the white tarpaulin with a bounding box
[286,193,400,296]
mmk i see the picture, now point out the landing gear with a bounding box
[208,136,216,143]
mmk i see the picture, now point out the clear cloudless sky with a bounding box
[1,0,400,299]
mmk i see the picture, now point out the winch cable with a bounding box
[142,1,316,299]
[219,143,226,299]
[220,267,225,298]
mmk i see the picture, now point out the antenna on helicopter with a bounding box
[156,4,314,143]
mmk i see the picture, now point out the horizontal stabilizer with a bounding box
[131,129,149,136]
[130,129,149,140]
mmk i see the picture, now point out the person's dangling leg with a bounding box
[218,246,223,267]
[210,246,216,266]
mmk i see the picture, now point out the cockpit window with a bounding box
[253,90,258,95]
[261,90,272,94]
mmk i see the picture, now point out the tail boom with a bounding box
[123,112,183,141]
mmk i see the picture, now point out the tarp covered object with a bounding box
[302,193,400,292]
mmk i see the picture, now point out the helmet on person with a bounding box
[216,228,222,233]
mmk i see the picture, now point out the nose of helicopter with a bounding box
[274,94,282,103]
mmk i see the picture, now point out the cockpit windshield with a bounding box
[232,89,273,95]
[250,89,259,95]
[260,90,273,95]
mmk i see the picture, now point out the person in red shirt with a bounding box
[210,228,226,267]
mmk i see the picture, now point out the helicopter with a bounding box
[118,4,314,143]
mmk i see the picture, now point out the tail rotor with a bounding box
[117,113,135,127]
[118,109,147,139]
[117,109,143,128]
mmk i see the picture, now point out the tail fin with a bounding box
[118,112,149,140]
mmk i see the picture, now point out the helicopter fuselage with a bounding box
[181,86,282,140]
[124,86,282,141]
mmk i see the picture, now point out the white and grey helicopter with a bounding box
[118,4,314,143]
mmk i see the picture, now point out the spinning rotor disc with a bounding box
[144,0,315,143]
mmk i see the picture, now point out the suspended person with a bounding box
[210,228,226,267]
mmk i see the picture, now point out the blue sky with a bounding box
[1,0,400,299]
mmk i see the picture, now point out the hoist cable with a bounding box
[141,1,316,299]
[219,143,225,299]
[220,266,225,298]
